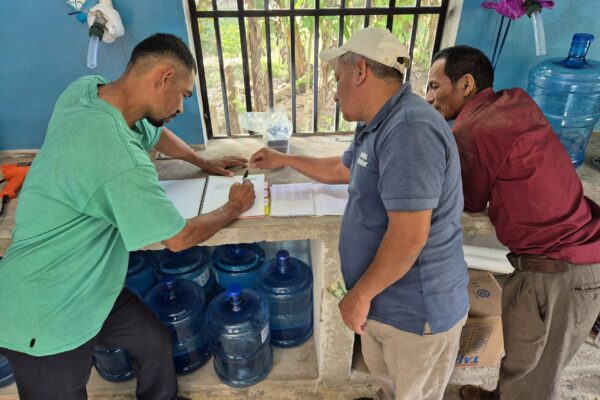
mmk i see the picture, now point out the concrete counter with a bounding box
[3,133,600,251]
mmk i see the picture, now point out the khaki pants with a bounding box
[361,316,466,400]
[498,263,600,400]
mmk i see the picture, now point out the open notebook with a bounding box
[159,175,266,219]
[270,183,349,217]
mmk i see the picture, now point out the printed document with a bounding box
[270,183,348,217]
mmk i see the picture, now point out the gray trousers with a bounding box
[497,263,600,400]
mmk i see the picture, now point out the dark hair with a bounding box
[431,45,494,91]
[127,33,197,73]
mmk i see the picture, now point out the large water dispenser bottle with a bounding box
[206,284,273,387]
[528,33,600,167]
[125,250,158,299]
[257,249,313,348]
[0,354,15,388]
[211,243,265,290]
[93,346,135,382]
[157,247,217,302]
[144,275,212,374]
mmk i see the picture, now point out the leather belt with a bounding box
[506,253,570,273]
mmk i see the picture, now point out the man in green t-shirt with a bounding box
[0,33,255,399]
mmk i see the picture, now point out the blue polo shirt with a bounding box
[339,84,468,335]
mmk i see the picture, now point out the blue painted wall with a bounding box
[455,0,600,91]
[0,0,204,151]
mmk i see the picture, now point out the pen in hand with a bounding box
[242,169,249,182]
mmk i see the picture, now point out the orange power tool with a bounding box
[0,162,31,217]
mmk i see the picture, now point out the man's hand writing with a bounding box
[228,179,255,214]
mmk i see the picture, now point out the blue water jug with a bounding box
[0,354,14,388]
[211,243,265,290]
[126,250,158,299]
[206,284,272,387]
[144,275,212,374]
[528,33,600,167]
[93,346,135,382]
[157,247,217,302]
[257,249,313,348]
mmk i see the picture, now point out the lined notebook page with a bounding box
[159,178,206,219]
[201,174,265,218]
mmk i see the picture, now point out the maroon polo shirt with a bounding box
[453,87,600,264]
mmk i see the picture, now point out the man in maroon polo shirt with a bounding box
[426,45,600,400]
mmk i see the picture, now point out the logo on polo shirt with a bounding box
[358,152,368,167]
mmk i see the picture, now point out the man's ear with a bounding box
[462,73,477,98]
[355,59,367,85]
[154,65,175,90]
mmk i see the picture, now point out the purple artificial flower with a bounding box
[481,0,554,20]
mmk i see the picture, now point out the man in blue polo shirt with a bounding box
[250,28,468,400]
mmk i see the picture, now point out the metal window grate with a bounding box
[187,0,449,138]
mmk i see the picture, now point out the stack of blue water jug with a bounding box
[93,241,314,389]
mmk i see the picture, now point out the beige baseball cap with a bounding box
[320,27,411,74]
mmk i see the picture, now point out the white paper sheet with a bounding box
[270,183,348,217]
[159,178,206,219]
[314,184,348,216]
[270,183,315,216]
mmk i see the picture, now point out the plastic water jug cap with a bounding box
[161,274,176,289]
[257,252,312,297]
[144,275,206,324]
[226,283,242,298]
[573,33,594,43]
[276,249,290,261]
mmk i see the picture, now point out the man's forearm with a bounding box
[155,127,207,168]
[353,228,423,302]
[163,202,241,252]
[283,155,350,184]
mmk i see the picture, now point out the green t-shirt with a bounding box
[0,76,186,356]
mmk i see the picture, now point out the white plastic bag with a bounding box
[238,111,292,153]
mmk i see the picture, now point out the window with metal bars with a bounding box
[187,0,449,138]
